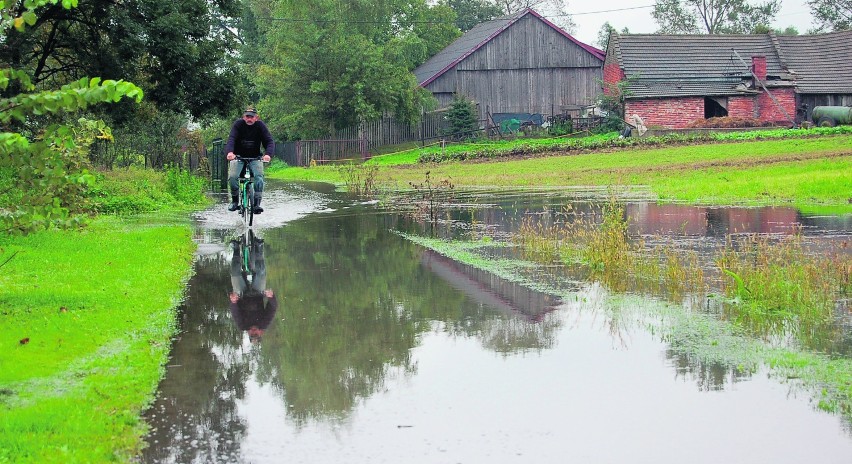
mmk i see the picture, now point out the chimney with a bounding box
[752,55,767,82]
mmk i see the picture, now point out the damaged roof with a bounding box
[778,30,852,94]
[608,31,852,98]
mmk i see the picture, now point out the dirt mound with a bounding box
[686,117,777,128]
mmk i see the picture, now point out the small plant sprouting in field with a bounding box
[337,162,379,196]
[409,171,454,226]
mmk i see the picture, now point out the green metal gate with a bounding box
[209,138,227,191]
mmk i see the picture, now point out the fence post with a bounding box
[420,109,425,147]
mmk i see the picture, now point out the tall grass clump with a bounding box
[85,166,209,214]
[516,213,566,263]
[716,234,851,335]
[164,164,208,204]
[581,199,632,275]
[514,200,706,299]
[337,162,379,196]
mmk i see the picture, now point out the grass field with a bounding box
[268,132,852,210]
[0,217,196,463]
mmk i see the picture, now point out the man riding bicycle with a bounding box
[225,106,274,214]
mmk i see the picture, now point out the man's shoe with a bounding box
[252,206,264,214]
[227,195,239,211]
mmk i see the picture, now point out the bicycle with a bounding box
[239,228,256,284]
[234,156,260,227]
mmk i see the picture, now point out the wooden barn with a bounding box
[604,31,852,129]
[413,8,605,123]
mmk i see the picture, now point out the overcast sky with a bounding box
[559,0,816,47]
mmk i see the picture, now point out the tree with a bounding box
[251,0,459,139]
[753,24,799,35]
[596,21,629,49]
[443,94,479,140]
[494,0,576,33]
[652,0,780,34]
[440,0,503,32]
[1,0,144,234]
[808,0,852,31]
[0,0,243,121]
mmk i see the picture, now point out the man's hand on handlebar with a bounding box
[227,152,271,163]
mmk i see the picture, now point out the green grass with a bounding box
[0,216,196,463]
[270,133,852,209]
[85,166,211,215]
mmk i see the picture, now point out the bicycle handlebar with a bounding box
[233,155,271,163]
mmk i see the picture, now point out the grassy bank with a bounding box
[0,216,195,463]
[268,132,852,209]
[0,163,208,463]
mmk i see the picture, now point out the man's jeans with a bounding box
[228,159,265,201]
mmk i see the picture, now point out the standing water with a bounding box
[142,182,852,463]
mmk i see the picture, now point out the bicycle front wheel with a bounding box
[246,182,255,227]
[240,182,250,225]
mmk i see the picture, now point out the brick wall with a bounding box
[752,56,767,81]
[728,96,756,119]
[626,89,796,129]
[757,87,796,124]
[603,63,625,95]
[626,98,704,128]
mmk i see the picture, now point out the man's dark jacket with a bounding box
[225,119,274,158]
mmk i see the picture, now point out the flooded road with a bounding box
[142,182,852,463]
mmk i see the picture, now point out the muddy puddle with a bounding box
[141,182,852,463]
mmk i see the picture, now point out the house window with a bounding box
[704,97,728,118]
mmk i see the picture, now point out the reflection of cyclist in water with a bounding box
[229,235,278,343]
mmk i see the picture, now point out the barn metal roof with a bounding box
[413,8,604,87]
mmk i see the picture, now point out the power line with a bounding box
[254,4,657,24]
[563,5,654,17]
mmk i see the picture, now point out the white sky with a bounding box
[558,0,816,47]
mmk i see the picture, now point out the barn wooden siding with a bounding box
[799,94,852,109]
[425,14,603,119]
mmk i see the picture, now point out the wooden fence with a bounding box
[333,110,450,150]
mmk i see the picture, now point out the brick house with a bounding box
[603,31,852,129]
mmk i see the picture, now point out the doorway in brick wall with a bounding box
[704,97,728,119]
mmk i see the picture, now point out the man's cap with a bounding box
[244,106,257,116]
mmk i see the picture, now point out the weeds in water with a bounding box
[515,201,849,344]
[517,212,565,263]
[513,199,703,301]
[716,234,851,336]
[409,171,454,225]
[337,162,379,196]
